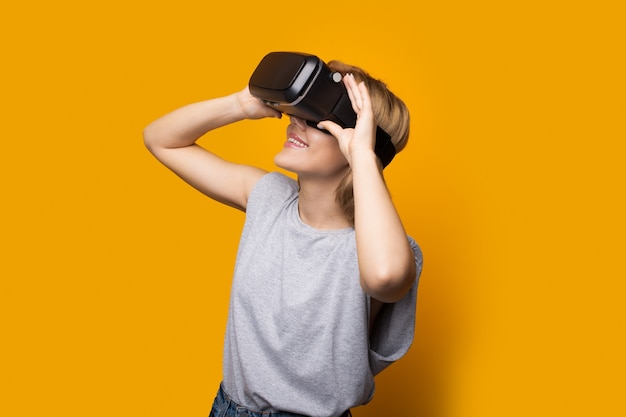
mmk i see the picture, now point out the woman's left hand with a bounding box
[317,73,377,165]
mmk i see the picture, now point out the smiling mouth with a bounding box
[287,137,309,148]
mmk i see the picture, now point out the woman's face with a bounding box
[274,116,349,179]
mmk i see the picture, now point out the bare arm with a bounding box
[143,87,282,211]
[350,146,416,303]
[319,75,416,303]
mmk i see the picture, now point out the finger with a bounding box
[357,81,373,114]
[343,74,363,113]
[343,74,357,111]
[354,80,365,111]
[260,103,283,119]
[316,120,343,139]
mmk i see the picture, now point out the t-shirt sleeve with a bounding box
[246,172,299,217]
[369,236,423,375]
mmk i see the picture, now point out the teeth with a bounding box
[288,137,308,148]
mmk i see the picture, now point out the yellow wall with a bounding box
[1,1,624,416]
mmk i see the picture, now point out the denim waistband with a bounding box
[212,383,351,417]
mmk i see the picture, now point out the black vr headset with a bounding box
[248,51,396,168]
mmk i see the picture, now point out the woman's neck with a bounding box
[297,179,351,230]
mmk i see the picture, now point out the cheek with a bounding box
[310,129,341,153]
[319,138,348,164]
[313,148,349,176]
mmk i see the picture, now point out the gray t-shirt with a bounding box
[222,172,422,417]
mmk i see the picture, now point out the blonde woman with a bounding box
[144,57,422,417]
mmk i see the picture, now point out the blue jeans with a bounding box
[209,383,352,417]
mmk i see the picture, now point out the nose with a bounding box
[289,115,307,129]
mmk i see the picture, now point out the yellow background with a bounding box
[1,1,624,416]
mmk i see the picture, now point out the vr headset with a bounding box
[248,51,396,167]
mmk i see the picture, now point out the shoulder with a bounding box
[246,172,299,213]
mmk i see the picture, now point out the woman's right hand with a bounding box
[234,86,283,120]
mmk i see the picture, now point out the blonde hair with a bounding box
[327,60,411,225]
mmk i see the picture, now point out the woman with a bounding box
[143,58,423,417]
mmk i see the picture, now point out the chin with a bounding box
[273,152,295,172]
[274,149,310,171]
[275,149,350,177]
